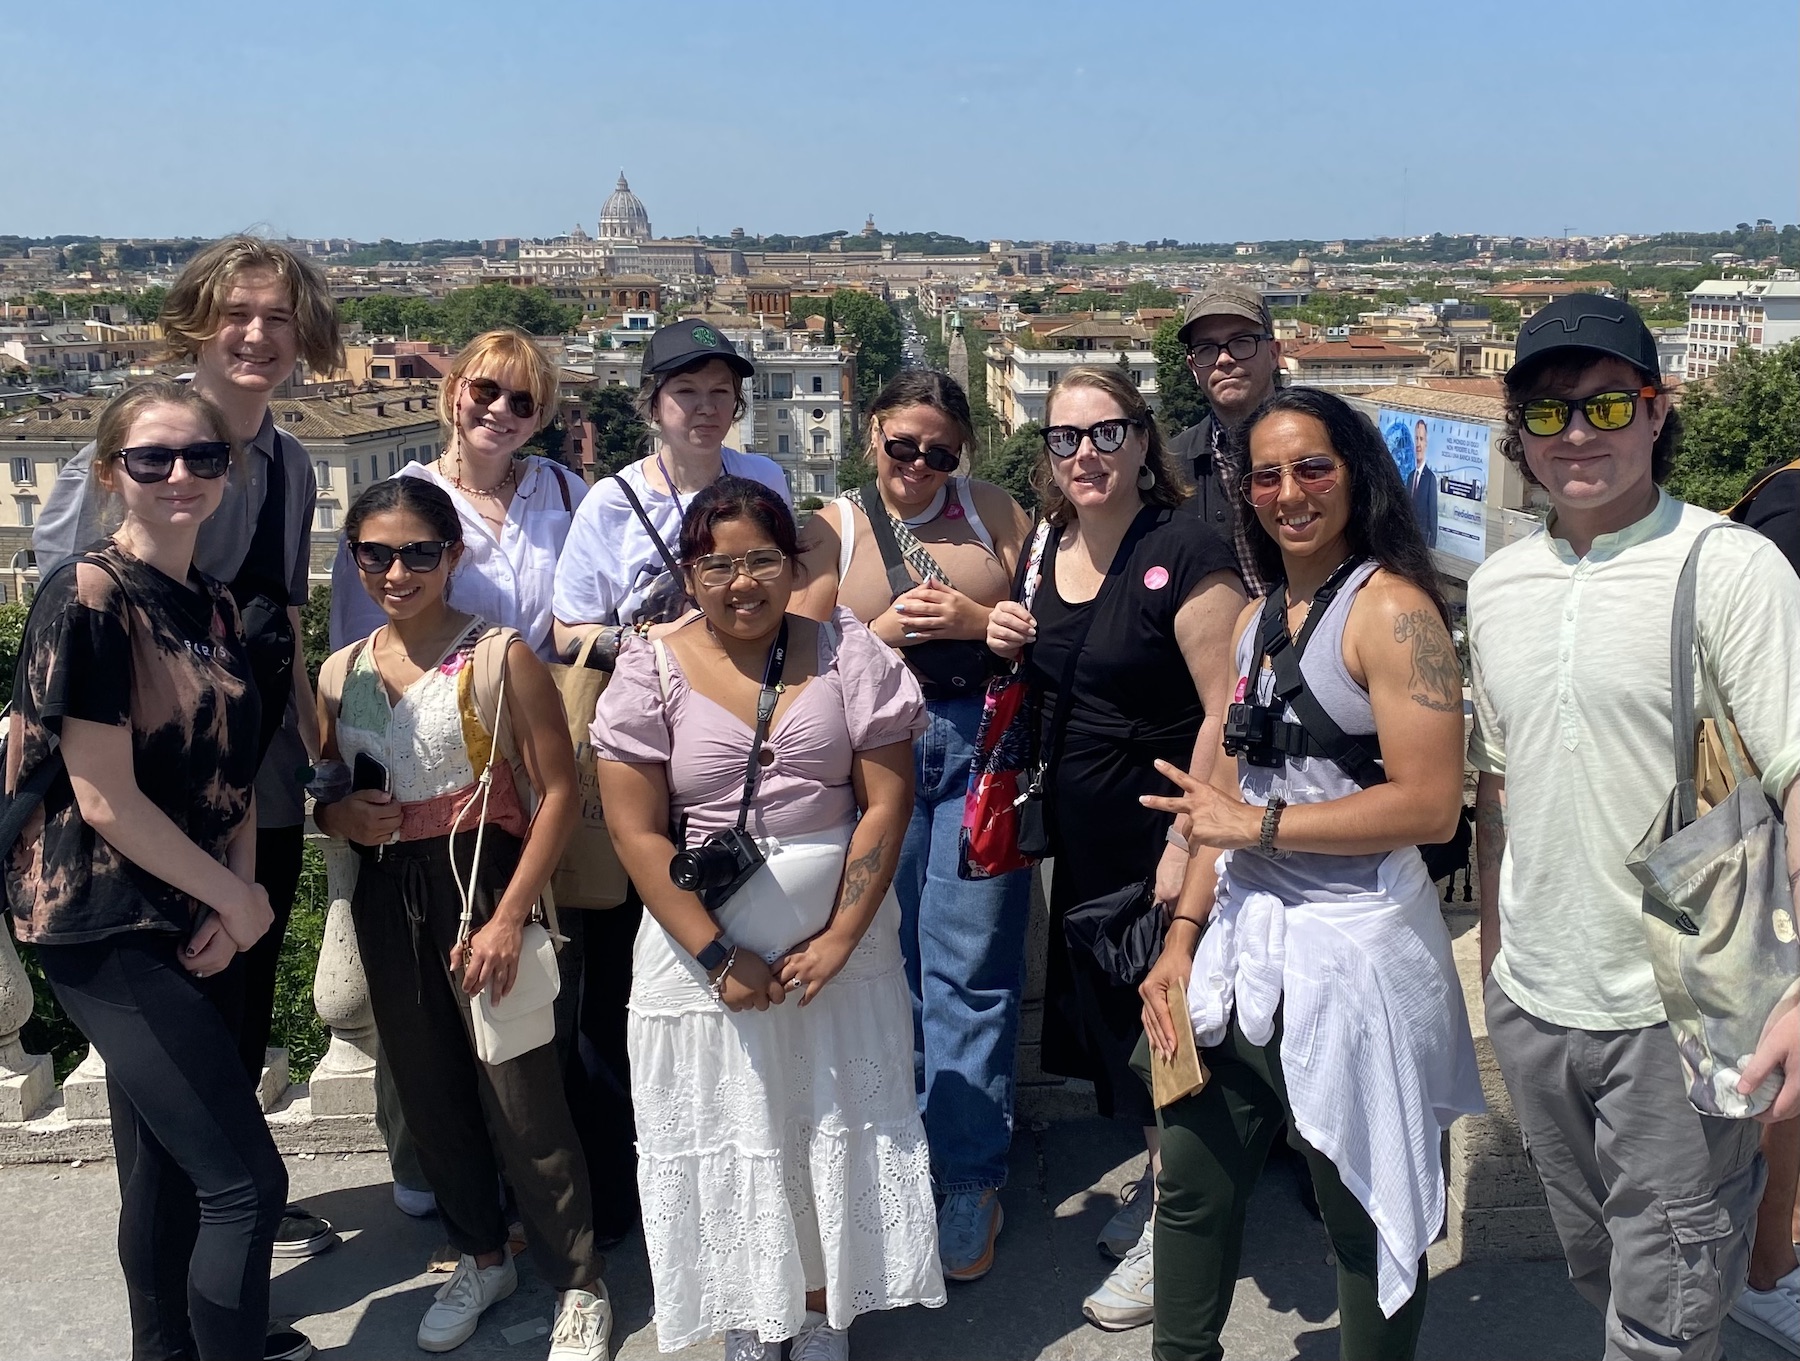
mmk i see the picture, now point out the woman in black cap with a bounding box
[549,319,793,1244]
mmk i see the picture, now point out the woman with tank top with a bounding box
[1135,389,1482,1361]
[795,371,1032,1283]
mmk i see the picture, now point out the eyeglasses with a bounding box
[882,435,960,474]
[1040,419,1141,459]
[350,539,455,574]
[463,377,538,419]
[686,548,788,588]
[117,443,232,483]
[1240,456,1343,507]
[1519,386,1657,438]
[1188,334,1268,368]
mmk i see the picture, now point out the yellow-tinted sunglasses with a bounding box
[1520,386,1657,438]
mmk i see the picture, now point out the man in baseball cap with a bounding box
[1167,282,1282,594]
[1469,291,1800,1358]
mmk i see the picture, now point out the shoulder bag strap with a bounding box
[858,481,935,598]
[611,473,683,582]
[554,466,573,513]
[733,618,788,833]
[1668,520,1760,826]
[472,626,524,767]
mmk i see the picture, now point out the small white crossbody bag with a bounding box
[451,644,561,1065]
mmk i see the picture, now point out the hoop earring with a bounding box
[1137,463,1155,491]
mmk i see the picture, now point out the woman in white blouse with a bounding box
[328,327,586,657]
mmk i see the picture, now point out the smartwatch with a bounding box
[694,936,730,975]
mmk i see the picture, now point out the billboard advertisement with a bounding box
[1378,409,1492,565]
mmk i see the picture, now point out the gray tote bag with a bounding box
[1627,521,1799,1119]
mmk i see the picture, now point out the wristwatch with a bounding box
[1258,797,1287,857]
[694,936,730,975]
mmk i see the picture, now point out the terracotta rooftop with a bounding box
[1287,339,1430,362]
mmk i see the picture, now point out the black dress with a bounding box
[1027,504,1239,1122]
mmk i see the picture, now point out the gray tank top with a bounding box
[1228,559,1388,902]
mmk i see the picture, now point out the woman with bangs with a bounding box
[1135,388,1481,1360]
[329,326,587,659]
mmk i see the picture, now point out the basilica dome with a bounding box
[599,172,652,241]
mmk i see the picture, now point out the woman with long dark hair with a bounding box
[1133,387,1482,1360]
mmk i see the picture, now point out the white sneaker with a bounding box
[788,1310,849,1360]
[1097,1164,1153,1260]
[1082,1218,1154,1331]
[724,1329,772,1360]
[417,1253,517,1352]
[1730,1267,1800,1356]
[547,1284,611,1361]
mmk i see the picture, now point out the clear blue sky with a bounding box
[8,0,1795,244]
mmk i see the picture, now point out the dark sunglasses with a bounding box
[350,539,455,574]
[463,377,538,419]
[1241,455,1343,507]
[117,443,231,483]
[882,435,960,474]
[1187,333,1268,368]
[1520,386,1657,438]
[1040,418,1140,459]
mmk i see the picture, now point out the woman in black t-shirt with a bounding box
[988,365,1243,1331]
[5,381,284,1361]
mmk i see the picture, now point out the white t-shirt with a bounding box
[1468,491,1800,1030]
[329,456,587,659]
[552,449,792,628]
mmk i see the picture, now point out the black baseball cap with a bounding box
[644,318,754,379]
[1510,293,1659,384]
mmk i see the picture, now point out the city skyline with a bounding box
[7,0,1797,244]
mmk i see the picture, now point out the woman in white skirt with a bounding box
[593,476,945,1359]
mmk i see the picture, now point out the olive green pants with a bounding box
[1132,1014,1428,1361]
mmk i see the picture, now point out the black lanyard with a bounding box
[733,618,789,833]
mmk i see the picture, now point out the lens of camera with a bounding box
[669,848,706,891]
[670,838,737,893]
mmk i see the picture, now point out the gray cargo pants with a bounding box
[1486,975,1764,1361]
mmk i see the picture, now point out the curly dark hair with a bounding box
[1236,388,1449,624]
[1498,352,1680,487]
[866,368,975,454]
[678,475,800,563]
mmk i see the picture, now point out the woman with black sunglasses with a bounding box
[985,365,1244,1332]
[314,477,612,1361]
[793,369,1033,1285]
[7,381,288,1361]
[328,327,587,660]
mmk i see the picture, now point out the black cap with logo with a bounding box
[1510,293,1660,382]
[644,318,755,379]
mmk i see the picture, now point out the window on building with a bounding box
[771,375,792,398]
[16,499,32,527]
[811,407,824,420]
[351,459,361,486]
[777,434,790,454]
[387,450,398,474]
[402,447,418,466]
[777,408,789,422]
[811,375,823,393]
[372,364,391,378]
[1046,371,1058,386]
[313,459,331,489]
[1130,370,1143,385]
[812,430,826,454]
[10,457,31,484]
[317,504,335,530]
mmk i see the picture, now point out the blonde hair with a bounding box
[92,381,238,516]
[1034,365,1188,526]
[160,236,343,374]
[439,328,559,436]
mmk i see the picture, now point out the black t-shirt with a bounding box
[5,545,261,945]
[1028,505,1240,756]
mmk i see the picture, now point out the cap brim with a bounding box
[647,351,755,379]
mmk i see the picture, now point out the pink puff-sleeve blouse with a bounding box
[591,608,926,841]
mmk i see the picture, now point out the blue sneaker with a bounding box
[939,1188,1004,1282]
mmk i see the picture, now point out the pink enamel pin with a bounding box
[1143,565,1170,590]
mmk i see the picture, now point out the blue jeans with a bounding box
[896,695,1032,1194]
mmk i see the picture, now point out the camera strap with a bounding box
[1248,554,1388,789]
[733,618,790,834]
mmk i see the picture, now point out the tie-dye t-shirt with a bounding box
[5,544,262,945]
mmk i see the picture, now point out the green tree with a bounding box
[825,290,903,407]
[131,285,167,324]
[1152,320,1208,435]
[1666,341,1800,509]
[435,284,578,347]
[299,586,333,685]
[822,297,835,345]
[586,385,649,476]
[973,423,1044,512]
[524,419,568,467]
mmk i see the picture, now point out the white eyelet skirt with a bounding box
[627,825,946,1350]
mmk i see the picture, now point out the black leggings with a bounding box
[38,933,289,1361]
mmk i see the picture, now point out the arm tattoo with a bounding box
[1476,796,1506,873]
[1394,609,1463,713]
[838,835,886,910]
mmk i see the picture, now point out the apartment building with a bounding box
[1282,337,1431,389]
[1684,275,1800,380]
[984,316,1158,433]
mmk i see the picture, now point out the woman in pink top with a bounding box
[593,477,945,1360]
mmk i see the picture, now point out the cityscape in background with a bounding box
[3,174,1797,607]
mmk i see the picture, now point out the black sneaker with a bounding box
[265,1324,315,1361]
[273,1204,338,1258]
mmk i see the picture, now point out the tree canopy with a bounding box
[337,284,579,347]
[1666,340,1800,510]
[1151,320,1208,435]
[820,290,903,408]
[585,385,650,477]
[972,423,1043,513]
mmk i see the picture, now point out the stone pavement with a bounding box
[1,1118,1790,1361]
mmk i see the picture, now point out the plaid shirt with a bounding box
[1211,421,1269,597]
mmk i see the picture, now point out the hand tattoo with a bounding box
[1394,610,1463,713]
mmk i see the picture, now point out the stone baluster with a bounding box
[0,927,52,1123]
[307,838,377,1117]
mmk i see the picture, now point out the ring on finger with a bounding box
[786,978,803,991]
